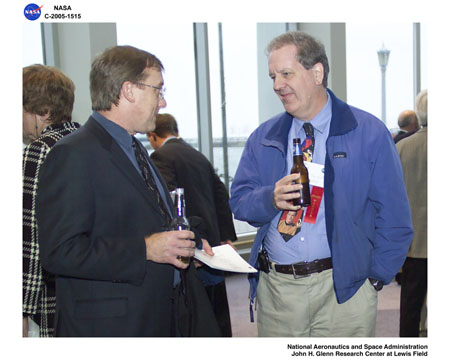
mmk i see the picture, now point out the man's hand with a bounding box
[201,239,214,256]
[193,239,215,268]
[145,230,196,269]
[273,173,302,211]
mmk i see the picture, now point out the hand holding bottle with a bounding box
[273,173,302,211]
[144,230,195,269]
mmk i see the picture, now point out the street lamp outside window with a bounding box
[377,44,390,125]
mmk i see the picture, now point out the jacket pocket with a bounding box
[74,297,128,319]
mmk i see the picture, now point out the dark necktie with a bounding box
[302,122,315,162]
[132,136,171,223]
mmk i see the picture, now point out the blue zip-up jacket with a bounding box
[230,90,413,310]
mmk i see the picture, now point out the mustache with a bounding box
[275,88,292,96]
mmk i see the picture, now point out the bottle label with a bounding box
[293,139,302,156]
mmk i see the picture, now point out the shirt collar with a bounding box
[91,111,133,150]
[293,92,331,135]
[161,136,178,147]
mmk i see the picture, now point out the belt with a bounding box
[273,257,332,279]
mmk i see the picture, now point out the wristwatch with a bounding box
[369,278,384,291]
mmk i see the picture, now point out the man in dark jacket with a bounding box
[36,46,214,336]
[148,113,237,336]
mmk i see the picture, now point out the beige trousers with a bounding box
[257,267,377,337]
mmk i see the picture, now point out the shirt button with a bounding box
[300,237,305,242]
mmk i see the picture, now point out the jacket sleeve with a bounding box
[369,130,413,284]
[36,143,146,284]
[23,142,50,315]
[212,172,237,242]
[229,134,280,228]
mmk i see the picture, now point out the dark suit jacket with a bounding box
[394,129,417,143]
[36,117,175,337]
[150,138,237,247]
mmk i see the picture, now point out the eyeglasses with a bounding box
[134,82,166,100]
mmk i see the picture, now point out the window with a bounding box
[346,23,414,130]
[116,23,198,151]
[208,23,259,235]
[117,22,257,235]
[420,24,427,90]
[23,22,43,66]
[208,23,259,184]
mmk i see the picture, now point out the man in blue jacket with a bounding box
[229,31,413,337]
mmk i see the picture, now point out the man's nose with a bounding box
[273,75,284,93]
[159,97,167,108]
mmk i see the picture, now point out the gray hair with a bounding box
[266,31,329,88]
[415,89,428,126]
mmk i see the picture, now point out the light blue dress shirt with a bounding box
[265,94,332,264]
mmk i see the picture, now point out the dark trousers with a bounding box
[205,280,232,337]
[399,257,427,337]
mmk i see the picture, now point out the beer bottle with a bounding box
[169,188,191,264]
[291,138,311,207]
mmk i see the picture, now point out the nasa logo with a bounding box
[24,4,43,21]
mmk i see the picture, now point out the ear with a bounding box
[37,111,51,124]
[312,63,324,86]
[121,81,136,103]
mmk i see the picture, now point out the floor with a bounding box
[225,273,401,337]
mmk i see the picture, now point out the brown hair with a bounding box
[266,31,329,88]
[90,45,164,111]
[23,64,75,125]
[152,113,179,137]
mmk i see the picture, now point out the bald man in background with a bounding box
[393,110,419,143]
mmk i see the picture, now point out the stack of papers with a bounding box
[194,244,257,273]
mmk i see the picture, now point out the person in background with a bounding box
[393,109,419,285]
[397,89,428,337]
[23,64,80,337]
[36,46,214,336]
[393,109,419,144]
[229,31,413,337]
[148,113,237,336]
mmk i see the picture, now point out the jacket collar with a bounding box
[261,112,294,155]
[161,136,178,147]
[327,89,358,137]
[84,117,170,216]
[261,89,358,154]
[41,121,81,135]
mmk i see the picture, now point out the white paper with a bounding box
[194,244,257,273]
[304,161,324,188]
